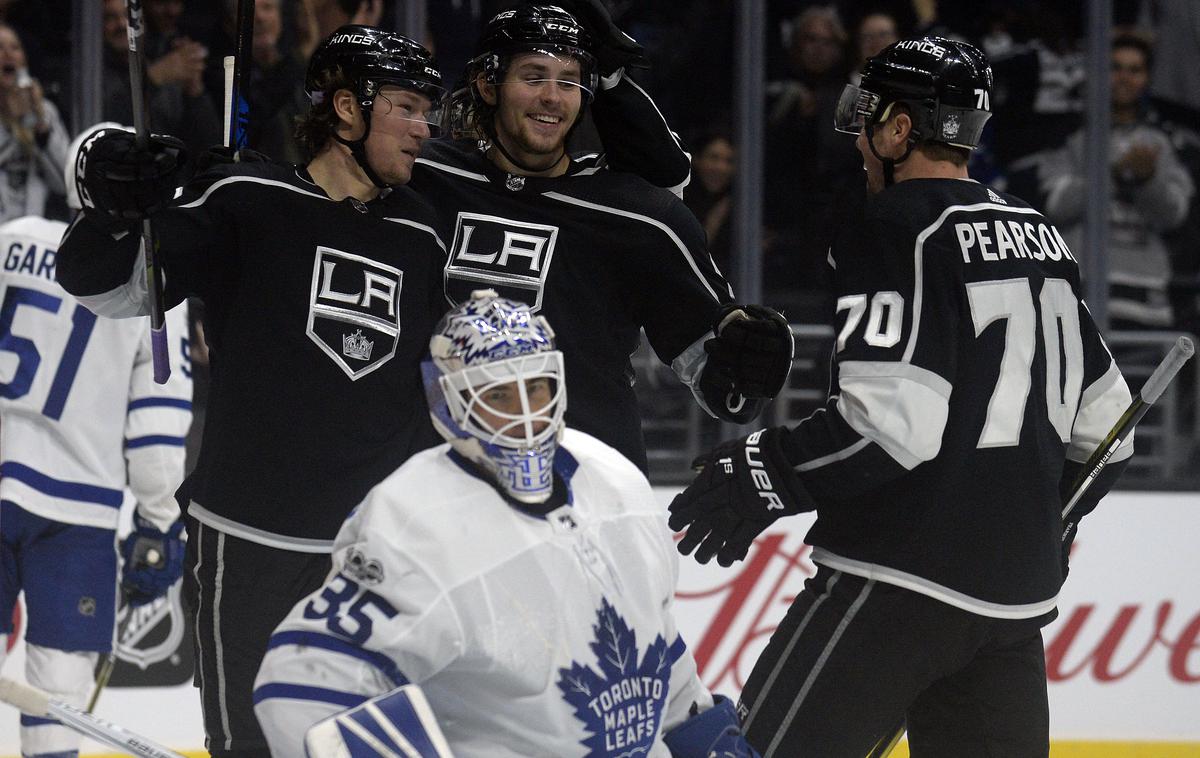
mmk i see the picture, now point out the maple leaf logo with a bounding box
[556,598,671,757]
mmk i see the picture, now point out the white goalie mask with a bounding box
[422,290,566,503]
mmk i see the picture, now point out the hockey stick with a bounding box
[124,0,170,385]
[86,542,167,712]
[1061,334,1195,537]
[870,336,1196,757]
[222,0,255,154]
[0,677,186,758]
[85,594,125,713]
[864,717,906,758]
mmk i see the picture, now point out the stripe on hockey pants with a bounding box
[742,571,841,733]
[765,574,875,758]
[213,530,231,750]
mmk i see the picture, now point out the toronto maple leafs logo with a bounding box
[557,598,672,757]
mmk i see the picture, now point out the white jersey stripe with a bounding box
[812,548,1060,618]
[541,191,728,303]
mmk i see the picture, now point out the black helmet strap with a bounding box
[332,101,390,189]
[866,117,915,188]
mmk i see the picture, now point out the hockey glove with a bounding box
[76,128,188,230]
[193,144,271,173]
[559,0,649,76]
[663,695,761,758]
[669,427,814,567]
[120,514,185,606]
[702,304,794,400]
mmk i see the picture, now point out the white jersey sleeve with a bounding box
[124,302,193,531]
[0,216,193,529]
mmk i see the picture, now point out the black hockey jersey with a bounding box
[58,159,446,548]
[410,139,734,471]
[783,178,1133,616]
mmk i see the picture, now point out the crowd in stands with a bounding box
[6,0,1200,481]
[12,0,1200,336]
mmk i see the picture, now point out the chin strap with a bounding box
[333,108,390,189]
[865,122,915,187]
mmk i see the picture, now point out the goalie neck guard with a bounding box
[422,290,566,504]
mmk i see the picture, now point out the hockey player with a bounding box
[253,290,758,758]
[0,128,192,758]
[668,38,1135,756]
[55,27,448,758]
[411,3,795,471]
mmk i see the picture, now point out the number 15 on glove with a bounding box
[667,427,816,567]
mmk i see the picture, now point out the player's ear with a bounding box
[332,89,360,134]
[891,110,913,145]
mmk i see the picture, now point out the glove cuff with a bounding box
[599,67,625,91]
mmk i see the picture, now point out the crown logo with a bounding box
[342,329,374,361]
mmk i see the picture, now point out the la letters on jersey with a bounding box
[3,241,56,281]
[445,212,559,311]
[952,213,1076,265]
[306,246,403,380]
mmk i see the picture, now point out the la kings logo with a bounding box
[307,246,403,380]
[445,212,558,312]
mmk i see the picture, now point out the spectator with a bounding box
[1043,34,1195,329]
[308,0,383,42]
[762,5,858,317]
[850,9,900,83]
[684,129,735,276]
[988,0,1086,200]
[101,0,221,156]
[0,23,68,224]
[201,0,309,156]
[145,0,187,59]
[1139,0,1200,130]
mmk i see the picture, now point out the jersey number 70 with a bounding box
[837,276,1083,449]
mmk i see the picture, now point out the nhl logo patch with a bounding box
[445,212,558,312]
[307,246,403,380]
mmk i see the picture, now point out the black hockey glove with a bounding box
[120,514,186,606]
[76,129,188,230]
[559,0,649,76]
[192,144,271,174]
[702,303,794,400]
[668,427,815,567]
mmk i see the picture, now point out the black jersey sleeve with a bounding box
[56,213,142,297]
[781,208,960,501]
[590,74,691,195]
[631,193,733,360]
[58,163,247,316]
[626,193,762,422]
[1058,298,1135,521]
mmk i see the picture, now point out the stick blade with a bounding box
[0,678,51,717]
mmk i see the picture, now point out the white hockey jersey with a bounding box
[0,215,192,531]
[254,429,713,758]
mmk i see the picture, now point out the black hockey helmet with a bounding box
[467,4,599,101]
[304,25,444,188]
[835,36,993,150]
[305,25,444,110]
